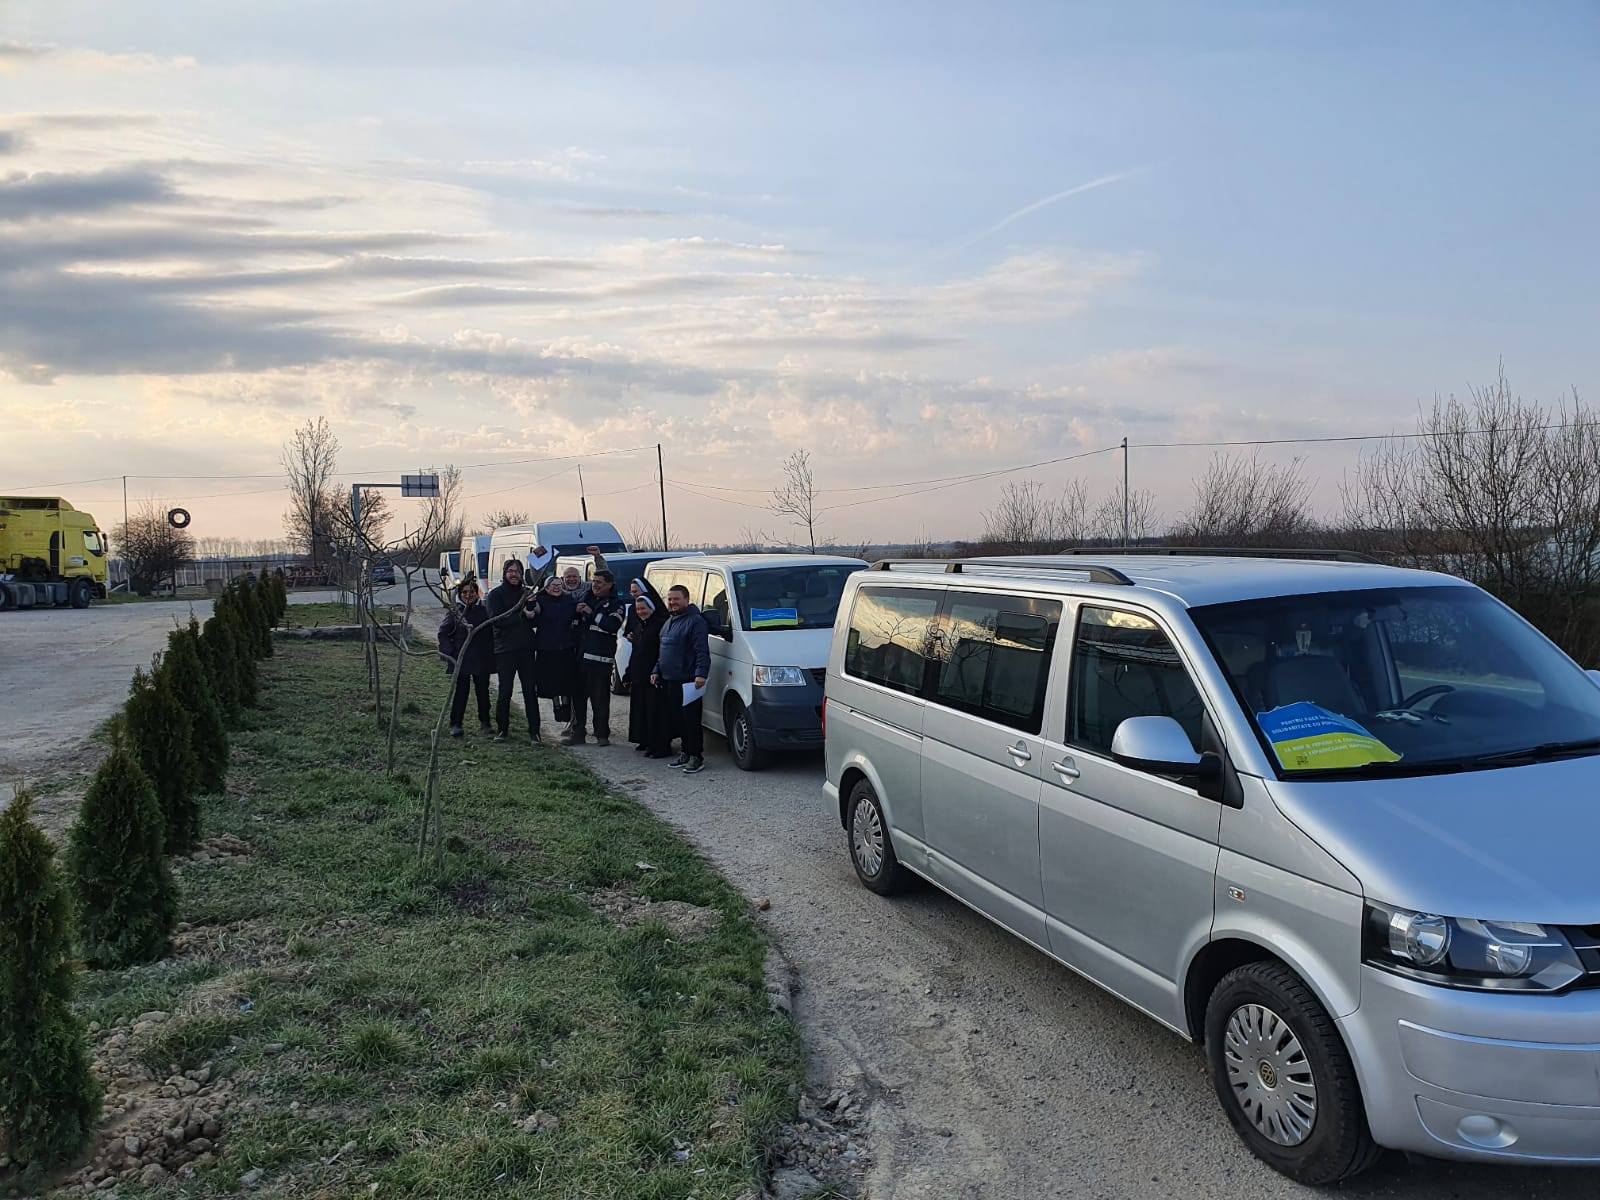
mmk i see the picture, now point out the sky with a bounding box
[2,1,1597,547]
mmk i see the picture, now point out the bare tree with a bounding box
[623,516,662,551]
[419,465,465,562]
[481,508,529,530]
[1172,452,1316,547]
[1089,489,1159,545]
[979,479,1094,552]
[1342,368,1600,663]
[281,417,340,570]
[771,450,822,551]
[113,501,194,594]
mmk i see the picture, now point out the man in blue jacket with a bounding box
[564,569,629,747]
[652,583,711,774]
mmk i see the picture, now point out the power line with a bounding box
[1128,420,1590,450]
[818,445,1122,513]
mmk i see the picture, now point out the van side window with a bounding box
[702,573,730,632]
[844,587,940,695]
[1068,606,1205,755]
[930,593,1060,733]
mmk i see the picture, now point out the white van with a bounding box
[458,534,491,587]
[644,554,866,769]
[486,520,626,583]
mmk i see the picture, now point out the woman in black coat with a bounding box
[623,576,667,750]
[438,576,495,736]
[531,574,579,721]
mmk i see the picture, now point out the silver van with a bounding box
[824,552,1600,1183]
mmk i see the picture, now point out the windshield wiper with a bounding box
[1466,738,1600,768]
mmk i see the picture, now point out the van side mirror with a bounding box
[1111,716,1218,780]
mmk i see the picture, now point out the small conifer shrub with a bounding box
[0,790,101,1171]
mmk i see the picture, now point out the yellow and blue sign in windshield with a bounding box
[749,607,801,630]
[1257,702,1401,772]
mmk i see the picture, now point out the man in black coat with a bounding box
[563,568,629,747]
[484,557,541,743]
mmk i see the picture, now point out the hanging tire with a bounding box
[725,697,771,771]
[1205,961,1383,1185]
[70,578,93,608]
[846,779,911,895]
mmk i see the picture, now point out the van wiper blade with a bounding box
[1467,738,1600,767]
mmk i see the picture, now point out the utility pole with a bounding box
[122,474,128,533]
[577,464,589,521]
[657,443,669,550]
[1121,437,1130,548]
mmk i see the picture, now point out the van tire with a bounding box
[1205,961,1383,1185]
[725,698,771,771]
[70,578,93,608]
[846,780,910,895]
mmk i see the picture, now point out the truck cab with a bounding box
[0,495,108,610]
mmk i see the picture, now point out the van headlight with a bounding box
[753,665,807,687]
[1363,903,1586,992]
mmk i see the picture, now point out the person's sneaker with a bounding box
[493,730,508,743]
[529,730,541,744]
[594,736,610,747]
[633,743,648,753]
[669,753,691,768]
[449,725,464,738]
[681,755,706,775]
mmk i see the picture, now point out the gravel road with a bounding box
[554,715,1600,1200]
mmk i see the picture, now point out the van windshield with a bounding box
[1191,585,1600,779]
[733,565,858,630]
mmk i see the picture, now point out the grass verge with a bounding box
[278,602,401,628]
[74,640,799,1199]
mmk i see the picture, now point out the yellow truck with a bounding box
[0,496,109,610]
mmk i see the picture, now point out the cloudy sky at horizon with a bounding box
[2,2,1596,546]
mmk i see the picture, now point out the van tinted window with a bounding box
[930,593,1061,733]
[844,587,940,695]
[1068,606,1205,755]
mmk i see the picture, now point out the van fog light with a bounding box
[1457,1114,1517,1150]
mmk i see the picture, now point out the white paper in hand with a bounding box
[681,681,706,707]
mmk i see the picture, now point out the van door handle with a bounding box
[1007,742,1032,764]
[1053,757,1080,782]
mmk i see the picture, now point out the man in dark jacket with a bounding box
[564,569,629,747]
[651,583,711,773]
[485,558,540,742]
[438,576,494,737]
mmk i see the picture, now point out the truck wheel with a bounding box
[70,578,93,608]
[725,697,771,771]
[1205,961,1383,1185]
[0,584,13,611]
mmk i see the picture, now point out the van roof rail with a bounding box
[868,558,1134,585]
[1048,546,1381,564]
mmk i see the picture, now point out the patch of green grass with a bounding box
[76,640,800,1199]
[279,601,401,628]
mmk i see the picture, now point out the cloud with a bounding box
[0,41,196,71]
[0,130,24,155]
[948,169,1146,252]
[0,165,179,219]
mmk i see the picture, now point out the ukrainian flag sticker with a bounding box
[1257,702,1401,772]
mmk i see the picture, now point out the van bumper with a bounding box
[748,684,825,750]
[1340,965,1600,1163]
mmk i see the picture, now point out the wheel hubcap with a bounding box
[1223,1003,1317,1147]
[851,798,884,877]
[733,715,748,755]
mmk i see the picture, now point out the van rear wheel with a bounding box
[1205,961,1382,1185]
[847,780,910,895]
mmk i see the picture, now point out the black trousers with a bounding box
[571,659,613,738]
[450,669,491,728]
[651,681,704,756]
[495,649,538,735]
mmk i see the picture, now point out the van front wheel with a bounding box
[1205,961,1382,1185]
[725,699,771,771]
[847,780,910,896]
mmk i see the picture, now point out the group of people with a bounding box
[437,546,712,774]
